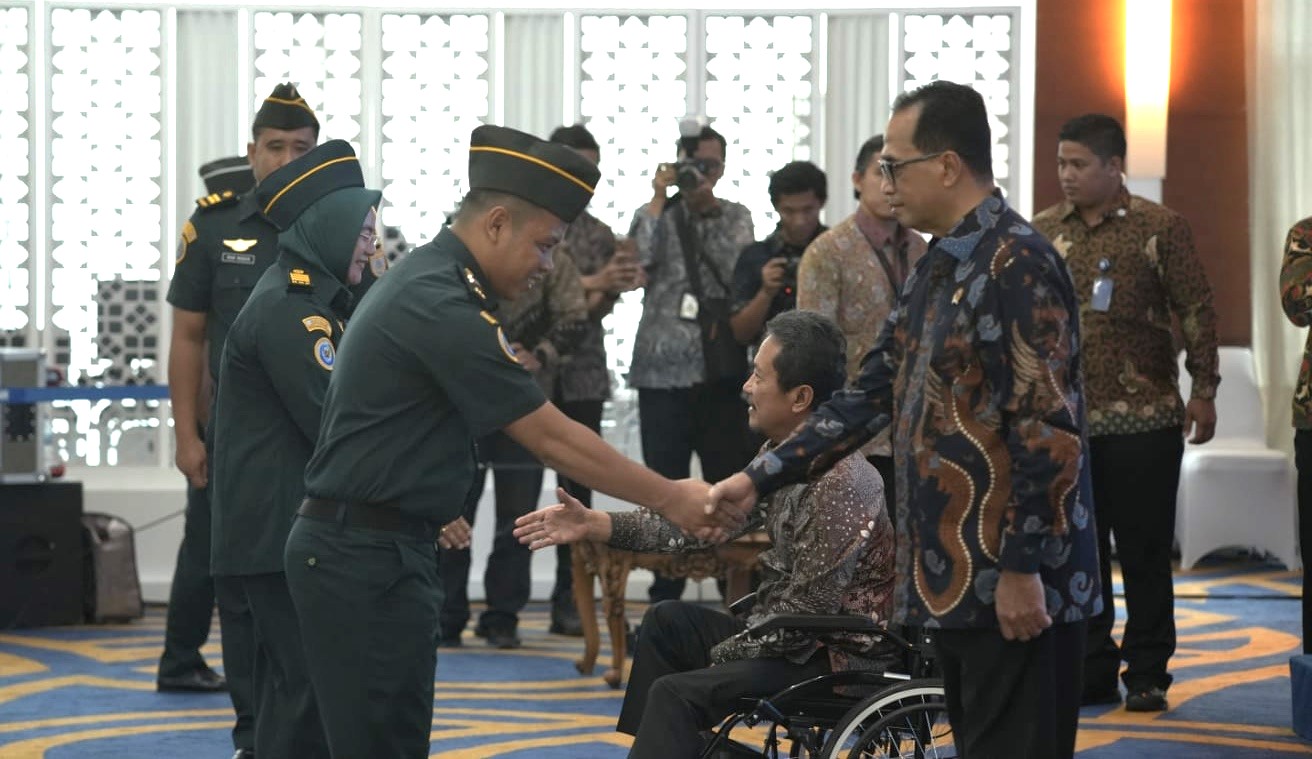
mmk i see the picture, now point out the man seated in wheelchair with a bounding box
[515,310,895,758]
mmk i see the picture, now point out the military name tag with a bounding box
[679,292,700,321]
[1091,277,1113,312]
[221,252,256,266]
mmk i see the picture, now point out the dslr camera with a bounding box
[661,158,717,193]
[780,253,802,295]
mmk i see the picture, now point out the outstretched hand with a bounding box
[514,488,593,551]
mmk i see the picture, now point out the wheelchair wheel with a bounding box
[843,702,954,758]
[818,680,945,758]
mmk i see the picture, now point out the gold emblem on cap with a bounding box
[222,238,258,253]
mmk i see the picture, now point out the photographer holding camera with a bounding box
[629,122,756,603]
[730,160,828,348]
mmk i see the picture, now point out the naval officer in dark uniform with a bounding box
[210,140,381,758]
[286,125,731,758]
[162,83,318,759]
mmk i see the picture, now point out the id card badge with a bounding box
[679,292,700,321]
[1091,277,1114,312]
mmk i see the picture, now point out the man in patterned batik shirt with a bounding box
[1033,113,1219,713]
[711,81,1101,759]
[798,134,928,507]
[515,310,894,759]
[628,123,756,603]
[1278,215,1312,654]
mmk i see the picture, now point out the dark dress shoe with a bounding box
[437,634,463,648]
[485,629,521,649]
[549,607,584,637]
[156,666,227,693]
[231,750,254,759]
[1125,686,1168,712]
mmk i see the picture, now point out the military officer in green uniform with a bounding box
[162,83,318,759]
[287,125,731,758]
[210,140,380,758]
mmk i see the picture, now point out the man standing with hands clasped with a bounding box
[709,81,1102,758]
[1033,114,1219,713]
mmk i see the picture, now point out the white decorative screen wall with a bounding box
[378,13,490,244]
[4,3,1029,467]
[48,7,166,466]
[577,14,689,234]
[901,13,1016,200]
[0,5,31,346]
[704,15,815,240]
[251,11,364,149]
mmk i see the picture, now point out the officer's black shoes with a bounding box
[549,605,584,637]
[485,630,522,649]
[1080,686,1122,707]
[230,749,254,759]
[156,665,227,693]
[1125,686,1168,712]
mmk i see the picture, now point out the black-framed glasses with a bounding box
[878,151,947,188]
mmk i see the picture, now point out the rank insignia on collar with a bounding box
[222,238,259,253]
[463,267,487,301]
[290,268,312,287]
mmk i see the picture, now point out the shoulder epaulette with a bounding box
[287,267,315,292]
[196,189,239,211]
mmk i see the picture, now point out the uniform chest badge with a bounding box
[222,238,259,253]
[313,337,335,371]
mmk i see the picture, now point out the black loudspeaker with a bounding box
[0,481,84,628]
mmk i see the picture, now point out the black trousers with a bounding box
[157,475,256,751]
[241,571,329,758]
[553,398,604,609]
[866,454,896,524]
[932,621,1086,759]
[1085,427,1183,694]
[286,516,440,759]
[440,431,541,636]
[618,601,831,759]
[1294,430,1312,653]
[638,383,752,602]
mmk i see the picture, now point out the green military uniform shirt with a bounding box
[167,191,281,380]
[304,227,546,522]
[209,261,349,576]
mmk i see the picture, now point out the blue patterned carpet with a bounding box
[0,561,1307,757]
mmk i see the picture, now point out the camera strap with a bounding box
[673,203,731,300]
[857,224,910,298]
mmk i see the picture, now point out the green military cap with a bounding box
[253,82,319,134]
[199,155,255,196]
[468,124,600,223]
[254,139,365,230]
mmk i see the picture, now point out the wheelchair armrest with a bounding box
[728,591,757,617]
[746,613,880,637]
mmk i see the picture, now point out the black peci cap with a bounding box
[198,156,255,196]
[254,140,364,230]
[252,83,319,135]
[468,125,600,223]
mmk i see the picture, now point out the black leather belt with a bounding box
[298,497,436,542]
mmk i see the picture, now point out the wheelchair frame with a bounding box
[697,613,952,759]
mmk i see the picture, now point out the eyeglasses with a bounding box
[359,229,379,249]
[878,151,947,188]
